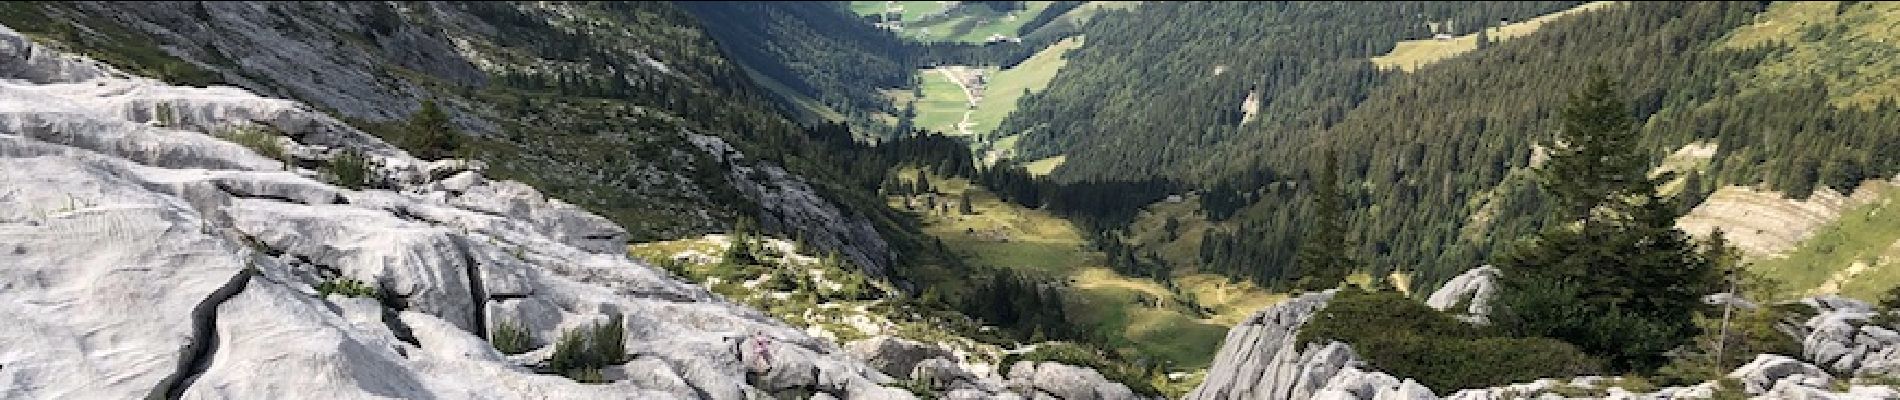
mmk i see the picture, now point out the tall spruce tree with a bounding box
[1293,149,1357,291]
[1495,71,1722,373]
[1539,70,1648,222]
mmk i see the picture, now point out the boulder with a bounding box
[1729,354,1832,395]
[846,336,956,380]
[1425,266,1499,324]
[1186,290,1340,400]
[1002,361,1139,400]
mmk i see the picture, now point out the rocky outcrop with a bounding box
[1190,268,1900,400]
[842,335,1147,400]
[32,1,900,279]
[1794,296,1900,377]
[1187,290,1349,400]
[0,25,912,399]
[689,134,895,278]
[1425,266,1499,324]
[1005,361,1141,400]
[847,336,957,380]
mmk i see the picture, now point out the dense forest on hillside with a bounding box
[677,1,913,131]
[1199,1,1900,289]
[943,1,1900,292]
[1000,1,1585,182]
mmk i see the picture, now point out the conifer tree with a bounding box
[409,100,460,160]
[1495,71,1722,373]
[1293,149,1357,291]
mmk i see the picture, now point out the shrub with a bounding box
[224,126,290,168]
[1655,305,1803,385]
[155,102,176,127]
[492,320,534,355]
[1874,286,1900,328]
[325,150,370,189]
[1300,288,1603,390]
[316,276,377,298]
[547,314,626,383]
[895,377,936,397]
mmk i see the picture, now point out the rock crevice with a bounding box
[147,268,255,400]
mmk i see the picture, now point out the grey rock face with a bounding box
[0,26,915,399]
[1425,265,1499,324]
[1730,354,1832,394]
[688,133,895,278]
[847,335,956,380]
[1798,295,1900,377]
[1187,290,1344,400]
[1001,361,1141,400]
[1188,267,1900,400]
[41,1,899,279]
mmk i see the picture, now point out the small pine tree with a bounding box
[959,191,975,215]
[914,170,933,194]
[724,218,757,266]
[408,100,460,160]
[324,151,371,189]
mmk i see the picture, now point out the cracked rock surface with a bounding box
[0,24,914,400]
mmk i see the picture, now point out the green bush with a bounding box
[1874,286,1900,328]
[325,150,371,189]
[316,277,377,298]
[547,315,627,383]
[491,320,534,355]
[895,377,936,397]
[1655,305,1803,385]
[1300,288,1603,390]
[224,126,290,168]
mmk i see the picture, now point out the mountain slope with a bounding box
[0,14,1161,399]
[974,1,1900,290]
[0,1,911,277]
[999,1,1586,182]
[0,26,912,399]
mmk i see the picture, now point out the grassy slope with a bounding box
[1685,1,1900,301]
[1720,1,1900,108]
[909,71,970,135]
[1024,1,1142,39]
[849,1,955,22]
[737,64,848,125]
[628,234,1015,367]
[1024,155,1066,176]
[1119,194,1296,323]
[1372,1,1621,72]
[850,1,1055,43]
[888,169,1275,369]
[894,35,1084,142]
[1749,188,1900,300]
[969,36,1085,136]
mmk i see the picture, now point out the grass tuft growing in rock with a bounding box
[316,277,377,298]
[222,125,290,169]
[324,150,370,189]
[547,314,627,383]
[491,319,534,355]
